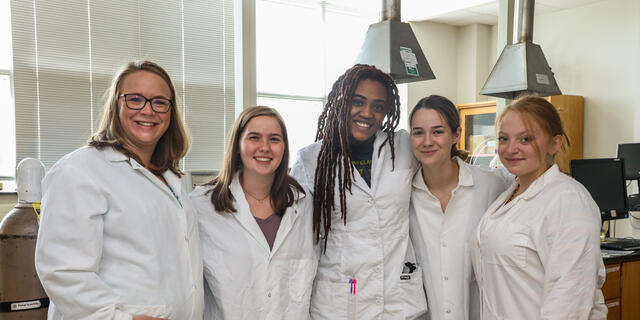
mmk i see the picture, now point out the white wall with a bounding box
[456,23,494,104]
[535,0,640,159]
[407,21,498,112]
[408,21,459,112]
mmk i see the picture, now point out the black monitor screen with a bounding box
[570,158,628,220]
[617,143,640,180]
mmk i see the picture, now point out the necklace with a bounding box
[243,189,270,204]
[506,184,520,203]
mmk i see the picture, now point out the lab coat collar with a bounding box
[518,163,560,201]
[229,172,303,256]
[411,156,473,192]
[102,147,184,206]
[488,164,561,217]
[103,146,129,162]
[455,157,474,187]
[352,130,388,194]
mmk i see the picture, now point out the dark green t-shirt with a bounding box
[350,137,374,187]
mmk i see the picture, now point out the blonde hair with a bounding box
[89,60,190,176]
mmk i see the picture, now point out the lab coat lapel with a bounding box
[350,163,372,195]
[270,190,305,257]
[487,181,519,217]
[352,131,386,196]
[229,175,271,252]
[113,149,176,202]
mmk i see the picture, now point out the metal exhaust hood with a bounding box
[480,0,561,99]
[355,0,435,84]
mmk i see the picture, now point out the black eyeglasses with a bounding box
[120,93,172,113]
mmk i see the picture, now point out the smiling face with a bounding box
[118,70,171,159]
[349,79,389,143]
[411,108,461,168]
[498,110,562,185]
[239,115,285,179]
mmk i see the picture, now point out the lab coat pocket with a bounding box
[397,266,428,319]
[289,258,317,303]
[122,304,170,318]
[487,222,530,268]
[310,279,348,319]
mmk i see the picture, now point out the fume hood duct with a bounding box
[355,0,435,84]
[480,0,561,99]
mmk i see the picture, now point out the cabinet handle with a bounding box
[606,266,620,273]
[606,301,620,308]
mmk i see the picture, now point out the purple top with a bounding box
[254,213,282,250]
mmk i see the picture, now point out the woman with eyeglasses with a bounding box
[35,60,203,320]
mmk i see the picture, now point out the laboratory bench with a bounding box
[602,251,640,320]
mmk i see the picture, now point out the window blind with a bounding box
[10,0,235,172]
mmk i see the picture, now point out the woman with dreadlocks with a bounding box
[291,64,428,319]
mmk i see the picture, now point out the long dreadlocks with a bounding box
[313,64,401,250]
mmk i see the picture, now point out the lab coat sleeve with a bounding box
[539,190,604,320]
[35,163,133,320]
[290,149,312,193]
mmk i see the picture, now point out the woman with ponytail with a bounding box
[408,95,511,320]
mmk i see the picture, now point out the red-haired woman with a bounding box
[470,96,607,319]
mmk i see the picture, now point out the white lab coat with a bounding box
[35,146,204,320]
[189,173,318,320]
[291,130,428,320]
[470,164,607,320]
[410,157,511,320]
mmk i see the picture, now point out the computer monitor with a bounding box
[617,143,640,180]
[618,143,640,210]
[570,158,628,220]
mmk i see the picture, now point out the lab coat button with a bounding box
[268,292,272,298]
[442,242,447,247]
[446,309,451,314]
[444,276,449,280]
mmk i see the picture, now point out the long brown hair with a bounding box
[314,64,400,249]
[206,106,304,215]
[497,96,569,174]
[89,60,190,176]
[409,95,468,161]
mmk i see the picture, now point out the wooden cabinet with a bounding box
[456,95,584,173]
[603,264,621,320]
[604,260,640,320]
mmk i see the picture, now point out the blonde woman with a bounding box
[36,61,202,320]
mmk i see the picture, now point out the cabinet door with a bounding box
[456,96,583,171]
[458,101,497,167]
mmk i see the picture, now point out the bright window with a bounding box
[256,0,391,160]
